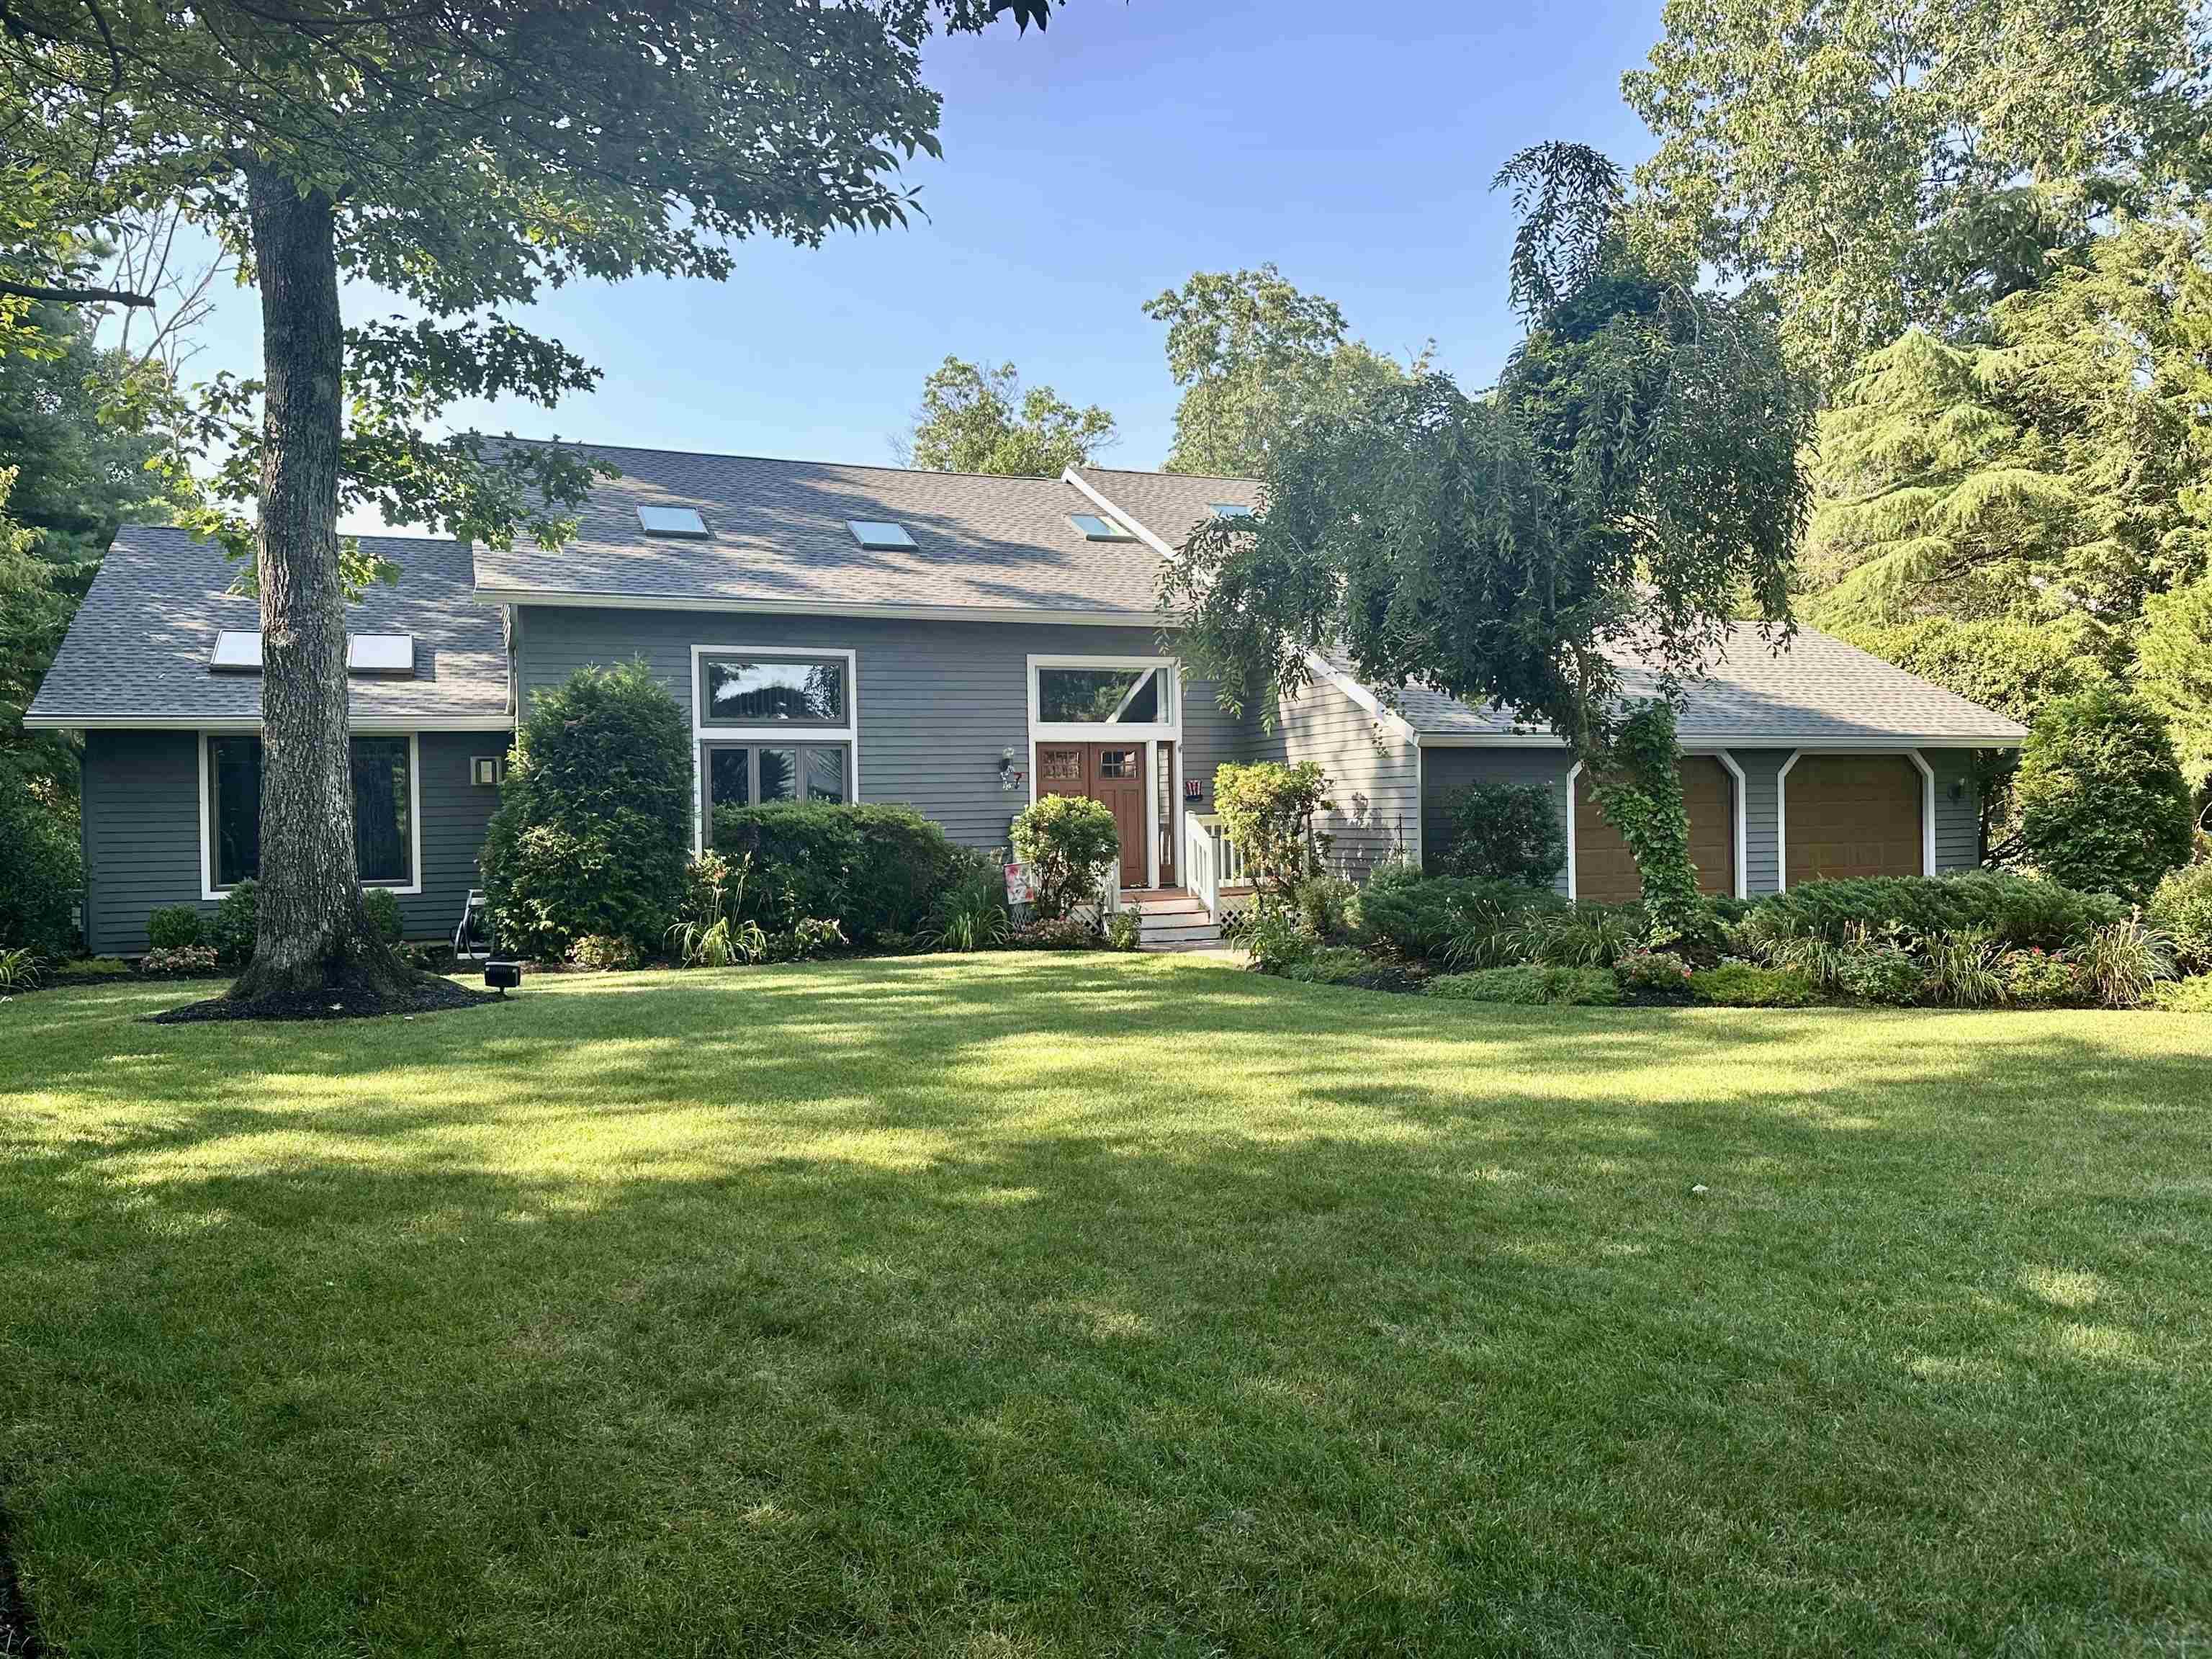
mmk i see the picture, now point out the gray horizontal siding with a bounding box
[1732,748,1791,897]
[1418,745,1574,896]
[79,728,501,955]
[1926,748,1982,873]
[1240,678,1418,877]
[516,606,1239,857]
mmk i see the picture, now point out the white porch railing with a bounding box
[1182,813,1254,920]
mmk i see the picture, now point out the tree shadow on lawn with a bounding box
[4,958,2211,1656]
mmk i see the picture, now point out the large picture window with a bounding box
[701,741,851,845]
[204,734,415,893]
[698,655,846,727]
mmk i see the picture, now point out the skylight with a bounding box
[348,633,417,675]
[1209,502,1254,519]
[209,629,262,673]
[1069,513,1136,541]
[637,505,709,538]
[848,520,917,550]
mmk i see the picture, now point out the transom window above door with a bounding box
[1033,662,1176,729]
[698,654,847,727]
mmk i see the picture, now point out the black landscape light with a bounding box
[485,959,522,994]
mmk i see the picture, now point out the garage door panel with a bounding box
[1575,756,1736,902]
[1785,756,1922,886]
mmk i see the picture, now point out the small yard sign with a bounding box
[1003,863,1034,906]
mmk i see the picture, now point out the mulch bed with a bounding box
[149,974,504,1025]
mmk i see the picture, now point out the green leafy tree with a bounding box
[1144,265,1429,478]
[1803,220,2212,630]
[902,357,1115,475]
[1162,145,1811,940]
[1624,0,2211,387]
[2015,689,2195,898]
[1212,760,1334,906]
[2136,577,2212,793]
[0,0,1056,1012]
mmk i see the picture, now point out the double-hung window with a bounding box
[204,733,417,894]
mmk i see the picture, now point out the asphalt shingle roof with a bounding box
[469,446,1256,616]
[1376,624,2028,746]
[24,526,508,727]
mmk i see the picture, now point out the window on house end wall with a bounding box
[1036,664,1172,726]
[700,741,852,846]
[697,654,848,727]
[207,734,413,890]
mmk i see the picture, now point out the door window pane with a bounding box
[804,747,848,803]
[757,748,798,802]
[1097,747,1136,778]
[701,657,845,724]
[1038,666,1163,724]
[1040,747,1082,782]
[350,737,413,885]
[209,736,262,889]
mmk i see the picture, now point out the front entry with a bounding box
[1038,742,1148,888]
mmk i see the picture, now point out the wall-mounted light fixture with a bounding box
[998,746,1025,792]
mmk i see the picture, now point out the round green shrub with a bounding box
[1688,962,1817,1007]
[567,933,639,971]
[1010,794,1120,923]
[482,662,693,961]
[359,886,405,945]
[0,775,80,959]
[2148,860,2212,974]
[1431,779,1565,887]
[211,878,258,963]
[145,904,206,953]
[2015,689,2195,899]
[1996,948,2085,1007]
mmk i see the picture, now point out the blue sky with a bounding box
[184,0,1668,528]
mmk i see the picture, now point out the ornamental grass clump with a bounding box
[2077,917,2176,1009]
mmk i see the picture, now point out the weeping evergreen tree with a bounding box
[1161,143,1812,942]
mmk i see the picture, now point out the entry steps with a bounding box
[1122,889,1226,953]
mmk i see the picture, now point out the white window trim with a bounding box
[198,729,423,901]
[688,644,860,857]
[1025,654,1181,891]
[1775,748,1936,892]
[1563,749,1749,902]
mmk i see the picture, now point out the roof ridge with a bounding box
[501,436,1108,485]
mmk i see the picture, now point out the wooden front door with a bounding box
[1035,742,1148,889]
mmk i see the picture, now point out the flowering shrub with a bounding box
[1616,950,1693,995]
[1996,948,2085,1007]
[140,944,219,976]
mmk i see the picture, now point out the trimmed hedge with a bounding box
[482,662,693,960]
[1745,872,2123,952]
[711,801,974,942]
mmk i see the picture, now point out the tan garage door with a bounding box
[1575,756,1737,903]
[1785,755,1923,886]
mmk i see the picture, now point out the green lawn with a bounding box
[4,957,2210,1657]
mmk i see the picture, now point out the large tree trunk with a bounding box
[224,167,415,1009]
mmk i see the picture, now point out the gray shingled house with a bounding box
[25,445,2028,954]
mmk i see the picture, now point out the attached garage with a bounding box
[1781,753,1929,886]
[1573,755,1740,902]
